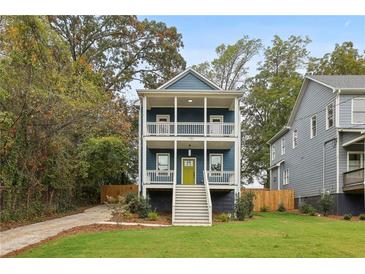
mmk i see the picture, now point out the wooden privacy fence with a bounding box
[100,184,138,203]
[241,188,294,211]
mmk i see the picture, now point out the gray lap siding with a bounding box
[270,80,337,198]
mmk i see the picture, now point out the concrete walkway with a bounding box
[0,205,111,256]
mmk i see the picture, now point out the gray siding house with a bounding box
[268,76,365,215]
[137,68,243,225]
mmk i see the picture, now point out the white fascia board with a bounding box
[305,76,336,90]
[267,126,290,145]
[342,134,365,147]
[137,90,243,97]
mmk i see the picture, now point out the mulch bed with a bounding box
[110,212,172,225]
[0,205,95,232]
[2,223,153,258]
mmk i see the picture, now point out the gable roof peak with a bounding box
[157,67,223,90]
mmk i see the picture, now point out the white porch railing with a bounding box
[206,122,235,136]
[145,122,235,137]
[145,170,174,184]
[206,171,236,185]
[146,122,175,136]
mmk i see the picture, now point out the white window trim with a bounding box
[156,114,170,122]
[347,151,364,171]
[209,153,223,175]
[156,153,170,174]
[283,169,289,185]
[351,98,365,125]
[326,102,334,130]
[310,114,317,139]
[281,137,285,155]
[209,115,224,123]
[271,146,276,160]
[292,129,298,149]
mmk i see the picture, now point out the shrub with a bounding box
[234,192,256,221]
[260,206,269,212]
[148,211,159,221]
[319,193,334,216]
[216,213,230,222]
[343,214,352,221]
[277,202,286,212]
[125,192,138,205]
[359,214,365,221]
[127,196,151,219]
[300,203,316,215]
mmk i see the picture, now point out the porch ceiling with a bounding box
[147,96,235,109]
[147,140,234,149]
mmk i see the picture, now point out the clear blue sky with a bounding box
[127,16,365,99]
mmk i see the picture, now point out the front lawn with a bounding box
[16,212,365,258]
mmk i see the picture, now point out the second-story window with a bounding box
[326,103,334,129]
[352,98,365,124]
[292,129,298,149]
[310,115,317,139]
[271,146,276,160]
[281,137,285,155]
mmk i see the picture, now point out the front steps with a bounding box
[173,185,211,226]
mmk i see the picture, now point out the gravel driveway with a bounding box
[0,205,111,256]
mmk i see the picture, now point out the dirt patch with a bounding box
[0,205,95,232]
[1,223,152,258]
[110,212,172,225]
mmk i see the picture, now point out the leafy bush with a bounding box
[148,211,159,221]
[127,195,151,219]
[343,214,352,221]
[319,193,334,216]
[260,206,269,212]
[359,214,365,221]
[216,213,230,222]
[125,192,138,205]
[277,202,286,212]
[300,203,316,215]
[234,192,255,221]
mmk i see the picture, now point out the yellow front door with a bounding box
[182,158,196,185]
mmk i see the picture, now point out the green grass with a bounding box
[17,213,365,258]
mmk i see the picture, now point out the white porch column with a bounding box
[234,97,238,137]
[143,96,147,136]
[142,138,147,197]
[174,96,177,136]
[174,140,177,184]
[204,97,207,136]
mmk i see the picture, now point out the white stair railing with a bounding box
[145,170,174,184]
[203,171,212,225]
[146,122,174,136]
[206,171,235,185]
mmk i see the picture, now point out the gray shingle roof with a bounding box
[308,75,365,89]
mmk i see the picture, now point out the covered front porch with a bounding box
[142,140,239,190]
[342,132,365,192]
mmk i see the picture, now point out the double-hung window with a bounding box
[156,153,170,175]
[292,129,298,148]
[310,115,317,139]
[210,154,223,176]
[281,137,285,155]
[271,146,276,161]
[347,152,364,171]
[326,103,334,129]
[283,169,289,185]
[352,98,365,124]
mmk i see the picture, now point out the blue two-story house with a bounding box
[137,68,243,225]
[268,75,365,215]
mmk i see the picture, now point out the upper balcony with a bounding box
[141,96,240,138]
